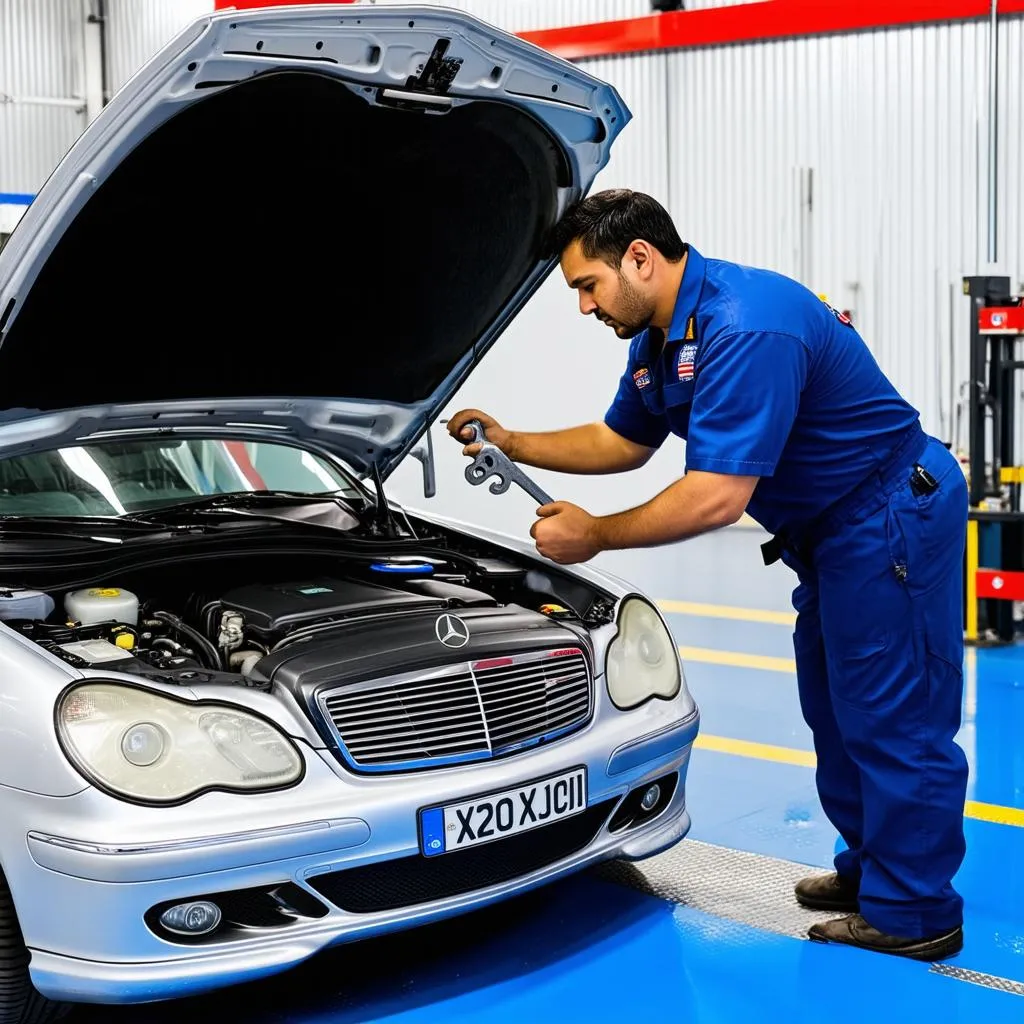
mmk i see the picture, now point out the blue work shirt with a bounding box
[604,245,922,535]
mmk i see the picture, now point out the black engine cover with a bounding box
[218,577,437,639]
[218,575,500,645]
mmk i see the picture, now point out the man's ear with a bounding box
[624,239,655,280]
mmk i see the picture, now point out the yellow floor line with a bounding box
[659,599,796,626]
[695,733,816,767]
[695,733,1024,829]
[679,645,796,674]
[963,800,1024,828]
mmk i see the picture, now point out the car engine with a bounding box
[1,547,614,694]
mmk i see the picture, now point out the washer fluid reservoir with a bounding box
[65,587,139,626]
[0,589,55,621]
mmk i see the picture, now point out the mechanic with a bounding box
[447,189,969,963]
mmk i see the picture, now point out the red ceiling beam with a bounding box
[209,0,1024,59]
[519,0,1024,61]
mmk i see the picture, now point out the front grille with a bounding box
[307,798,617,913]
[317,647,592,772]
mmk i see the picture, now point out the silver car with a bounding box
[0,4,700,1020]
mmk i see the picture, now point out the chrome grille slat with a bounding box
[355,744,487,764]
[342,715,489,743]
[347,731,490,756]
[475,664,584,685]
[480,679,587,712]
[485,692,590,728]
[329,700,485,724]
[326,676,477,706]
[328,706,485,733]
[475,673,587,699]
[487,701,591,740]
[492,703,591,742]
[319,649,592,771]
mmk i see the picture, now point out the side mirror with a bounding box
[409,427,436,499]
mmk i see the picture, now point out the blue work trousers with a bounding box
[782,434,969,938]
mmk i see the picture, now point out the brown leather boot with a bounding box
[794,871,859,912]
[808,914,963,961]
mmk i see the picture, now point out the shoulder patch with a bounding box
[633,367,651,389]
[677,342,697,382]
[820,297,853,326]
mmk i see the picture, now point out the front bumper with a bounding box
[12,706,698,1006]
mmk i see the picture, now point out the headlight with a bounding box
[605,597,681,710]
[56,682,303,804]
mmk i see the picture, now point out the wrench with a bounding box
[460,419,553,506]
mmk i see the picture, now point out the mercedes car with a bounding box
[0,4,700,1019]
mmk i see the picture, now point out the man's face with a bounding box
[560,239,655,340]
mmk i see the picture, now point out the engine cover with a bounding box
[218,575,496,645]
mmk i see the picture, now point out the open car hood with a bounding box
[0,3,628,478]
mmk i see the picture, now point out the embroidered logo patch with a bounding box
[677,342,697,382]
[821,299,853,326]
[633,367,651,389]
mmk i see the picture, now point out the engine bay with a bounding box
[1,542,616,690]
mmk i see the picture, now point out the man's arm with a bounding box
[530,470,757,563]
[591,470,757,548]
[508,421,655,474]
[447,409,655,475]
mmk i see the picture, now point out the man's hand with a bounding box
[529,470,758,563]
[446,409,514,459]
[530,501,601,564]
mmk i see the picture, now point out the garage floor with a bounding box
[77,528,1024,1022]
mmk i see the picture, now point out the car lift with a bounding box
[963,275,1024,644]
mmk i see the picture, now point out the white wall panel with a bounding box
[105,0,213,96]
[666,17,1023,451]
[0,0,85,195]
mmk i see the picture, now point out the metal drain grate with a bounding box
[930,965,1024,996]
[593,838,1024,997]
[592,837,839,939]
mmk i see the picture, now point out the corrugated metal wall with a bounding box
[0,0,86,196]
[105,0,214,95]
[665,17,1023,448]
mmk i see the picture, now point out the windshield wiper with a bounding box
[119,491,375,535]
[121,490,364,519]
[0,515,198,544]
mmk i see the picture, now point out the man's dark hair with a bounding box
[548,189,686,267]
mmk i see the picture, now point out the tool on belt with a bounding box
[459,418,553,506]
[761,425,937,567]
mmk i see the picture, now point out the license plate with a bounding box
[419,766,588,858]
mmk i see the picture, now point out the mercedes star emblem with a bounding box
[435,613,470,649]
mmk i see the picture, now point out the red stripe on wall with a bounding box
[519,1,1024,60]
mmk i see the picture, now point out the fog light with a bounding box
[158,901,222,936]
[640,784,661,811]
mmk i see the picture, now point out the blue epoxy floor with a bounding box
[75,528,1024,1022]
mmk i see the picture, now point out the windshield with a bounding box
[0,438,363,518]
